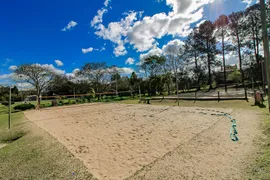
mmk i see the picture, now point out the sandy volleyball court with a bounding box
[24,103,260,180]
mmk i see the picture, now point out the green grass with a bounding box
[120,98,255,109]
[247,107,270,180]
[0,105,95,179]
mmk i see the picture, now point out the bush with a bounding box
[14,104,35,111]
[1,101,15,106]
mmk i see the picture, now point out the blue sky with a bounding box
[0,0,257,85]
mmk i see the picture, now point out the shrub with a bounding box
[1,101,15,106]
[14,104,35,111]
[64,100,70,105]
[114,97,124,101]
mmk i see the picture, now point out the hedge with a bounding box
[14,104,35,111]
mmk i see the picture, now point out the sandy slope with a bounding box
[24,103,260,180]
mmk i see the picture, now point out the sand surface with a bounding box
[24,103,260,180]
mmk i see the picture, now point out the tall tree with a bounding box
[197,20,217,89]
[228,11,245,86]
[129,71,139,92]
[14,64,55,109]
[79,62,109,93]
[215,14,229,92]
[185,28,203,90]
[141,55,166,95]
[243,4,265,85]
[163,42,186,104]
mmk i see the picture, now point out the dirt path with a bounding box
[24,103,261,180]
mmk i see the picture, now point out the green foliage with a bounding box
[228,70,242,83]
[14,104,35,111]
[1,101,15,106]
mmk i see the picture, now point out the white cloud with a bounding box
[91,8,108,27]
[66,68,80,78]
[118,67,134,75]
[125,58,135,65]
[1,64,66,86]
[61,21,78,31]
[9,65,18,71]
[54,60,64,67]
[127,13,169,52]
[38,64,65,75]
[104,0,111,7]
[0,73,12,80]
[91,0,214,55]
[139,47,162,61]
[241,0,253,7]
[94,11,140,56]
[196,19,206,27]
[138,39,183,65]
[114,44,127,56]
[91,0,112,27]
[82,47,94,54]
[16,82,33,90]
[72,68,80,74]
[162,39,184,55]
[126,1,207,52]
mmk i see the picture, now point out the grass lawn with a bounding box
[0,104,95,180]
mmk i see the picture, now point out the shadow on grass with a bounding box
[251,103,266,108]
[0,129,26,143]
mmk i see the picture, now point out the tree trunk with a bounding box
[194,51,200,91]
[222,29,227,92]
[36,92,41,110]
[236,32,244,87]
[167,83,171,95]
[207,41,212,89]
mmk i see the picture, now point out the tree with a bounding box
[228,11,245,86]
[129,72,139,92]
[141,55,166,95]
[228,70,242,83]
[244,4,262,64]
[197,20,217,89]
[47,75,75,95]
[14,64,55,109]
[11,86,19,95]
[163,41,186,105]
[141,55,166,77]
[110,66,121,95]
[185,28,203,90]
[215,14,229,92]
[79,62,109,93]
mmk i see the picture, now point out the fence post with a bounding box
[245,88,248,101]
[254,90,257,105]
[218,91,220,102]
[8,86,11,129]
[195,91,197,101]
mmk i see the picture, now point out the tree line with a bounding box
[6,2,270,109]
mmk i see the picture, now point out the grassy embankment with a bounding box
[0,103,95,180]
